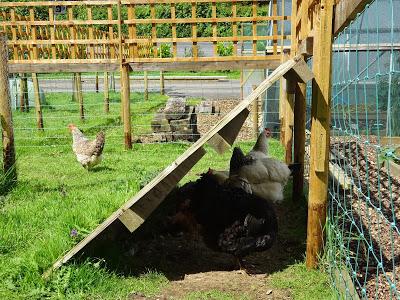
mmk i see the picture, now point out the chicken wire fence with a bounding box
[304,0,400,299]
[8,70,275,158]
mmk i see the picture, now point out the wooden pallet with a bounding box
[47,55,313,276]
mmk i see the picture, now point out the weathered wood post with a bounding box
[0,33,17,180]
[19,73,28,112]
[306,0,334,269]
[72,73,77,102]
[31,73,44,130]
[292,65,307,200]
[144,70,149,101]
[121,66,132,149]
[281,50,294,163]
[160,70,165,95]
[95,72,99,93]
[252,85,259,138]
[118,0,132,149]
[76,73,84,120]
[104,72,109,113]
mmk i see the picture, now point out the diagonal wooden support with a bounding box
[208,109,250,154]
[47,55,313,275]
[283,57,314,83]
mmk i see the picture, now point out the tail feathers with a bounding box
[234,234,275,257]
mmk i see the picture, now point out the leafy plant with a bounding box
[158,43,172,58]
[216,42,233,56]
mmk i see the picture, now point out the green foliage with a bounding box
[158,43,172,58]
[217,42,233,57]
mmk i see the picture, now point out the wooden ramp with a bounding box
[49,55,313,273]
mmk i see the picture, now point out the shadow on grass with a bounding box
[70,179,308,281]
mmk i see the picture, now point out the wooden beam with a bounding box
[208,133,232,155]
[0,32,17,181]
[252,85,259,139]
[283,57,314,83]
[128,59,282,72]
[8,62,120,74]
[334,0,374,36]
[306,0,334,269]
[292,76,306,201]
[75,73,84,120]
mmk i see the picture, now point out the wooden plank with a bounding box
[118,208,144,232]
[0,0,286,7]
[8,62,120,73]
[32,73,44,130]
[298,36,314,57]
[104,72,109,113]
[128,58,282,72]
[283,57,314,83]
[252,85,259,139]
[48,56,308,273]
[252,0,257,56]
[218,108,250,146]
[272,0,278,55]
[333,268,361,300]
[334,0,374,36]
[171,3,177,57]
[385,160,400,180]
[306,0,334,270]
[329,162,352,190]
[208,133,231,155]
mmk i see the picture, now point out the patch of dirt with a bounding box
[158,271,291,300]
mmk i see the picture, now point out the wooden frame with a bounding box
[47,55,313,275]
[0,0,291,73]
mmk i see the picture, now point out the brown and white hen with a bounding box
[68,124,105,170]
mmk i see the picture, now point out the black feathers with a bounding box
[173,173,278,259]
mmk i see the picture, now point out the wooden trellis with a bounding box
[0,0,290,73]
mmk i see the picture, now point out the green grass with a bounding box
[268,263,335,300]
[0,91,333,299]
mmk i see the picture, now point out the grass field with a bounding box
[0,91,334,299]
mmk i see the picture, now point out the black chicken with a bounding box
[169,172,278,269]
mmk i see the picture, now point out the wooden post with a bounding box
[72,73,77,102]
[0,33,17,180]
[95,72,99,93]
[19,73,27,112]
[160,70,165,95]
[293,74,306,200]
[111,72,116,92]
[283,80,295,164]
[252,85,259,138]
[104,72,109,113]
[306,0,334,269]
[121,65,132,149]
[144,70,149,101]
[32,73,44,130]
[281,50,294,164]
[76,73,84,120]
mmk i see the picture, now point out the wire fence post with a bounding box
[95,72,99,93]
[144,70,149,101]
[104,72,109,113]
[160,70,165,95]
[75,73,84,120]
[32,73,44,130]
[0,33,17,181]
[121,65,132,150]
[306,0,334,269]
[19,73,27,112]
